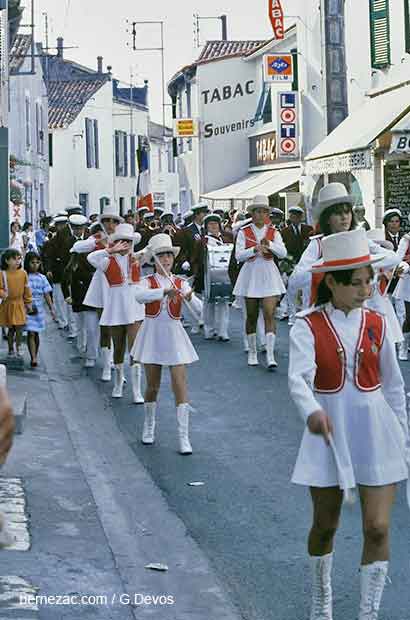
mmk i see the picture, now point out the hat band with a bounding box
[320,253,371,268]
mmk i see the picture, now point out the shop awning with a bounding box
[202,166,300,202]
[306,84,410,162]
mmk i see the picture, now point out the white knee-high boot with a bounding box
[101,347,112,382]
[176,403,192,455]
[84,311,99,367]
[130,363,144,404]
[310,553,333,620]
[247,333,258,366]
[358,561,388,620]
[76,313,87,354]
[203,301,215,339]
[112,364,124,398]
[266,332,278,369]
[142,402,156,444]
[256,310,266,351]
[216,302,230,341]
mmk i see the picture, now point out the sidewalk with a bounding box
[0,324,240,620]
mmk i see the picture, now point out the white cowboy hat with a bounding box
[69,214,88,227]
[191,202,209,213]
[314,182,354,221]
[111,223,141,244]
[147,233,180,262]
[382,208,402,223]
[247,195,270,213]
[311,228,384,273]
[98,206,123,223]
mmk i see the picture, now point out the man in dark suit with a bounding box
[280,206,313,263]
[383,208,403,251]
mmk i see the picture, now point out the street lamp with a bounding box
[129,20,166,134]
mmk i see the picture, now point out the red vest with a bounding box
[145,275,183,320]
[243,224,276,261]
[377,271,389,297]
[310,238,324,305]
[104,255,140,287]
[93,232,107,251]
[304,308,385,393]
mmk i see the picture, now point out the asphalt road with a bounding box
[100,307,410,620]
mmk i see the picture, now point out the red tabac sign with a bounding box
[269,0,284,39]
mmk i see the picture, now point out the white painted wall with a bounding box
[150,138,179,212]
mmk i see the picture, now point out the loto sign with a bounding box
[277,92,299,158]
[269,0,284,39]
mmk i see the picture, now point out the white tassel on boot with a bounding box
[266,332,278,369]
[176,403,192,455]
[131,363,144,404]
[310,553,333,620]
[247,333,258,366]
[398,333,409,361]
[142,402,156,444]
[112,364,124,398]
[101,347,112,382]
[358,561,388,620]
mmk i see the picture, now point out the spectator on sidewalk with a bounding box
[24,252,56,368]
[0,250,32,357]
[10,222,24,254]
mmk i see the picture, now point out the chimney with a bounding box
[57,37,64,58]
[97,56,103,73]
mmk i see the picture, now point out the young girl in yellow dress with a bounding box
[0,249,32,357]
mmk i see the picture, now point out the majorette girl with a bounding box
[87,223,145,403]
[131,234,198,455]
[289,228,409,620]
[233,194,287,369]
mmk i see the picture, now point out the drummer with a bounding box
[193,213,232,341]
[233,195,287,369]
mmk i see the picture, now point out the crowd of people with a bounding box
[1,183,410,619]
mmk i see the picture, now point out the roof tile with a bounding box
[48,79,109,129]
[196,40,266,64]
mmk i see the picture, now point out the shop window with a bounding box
[369,0,391,69]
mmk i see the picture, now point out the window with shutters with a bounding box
[36,102,44,155]
[405,0,410,53]
[85,118,99,168]
[25,95,31,149]
[369,0,391,69]
[115,130,128,177]
[93,120,99,168]
[130,134,136,177]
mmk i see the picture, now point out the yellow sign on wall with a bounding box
[174,118,198,138]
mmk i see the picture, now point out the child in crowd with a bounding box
[0,249,32,356]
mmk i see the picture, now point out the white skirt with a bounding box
[233,257,286,298]
[99,284,145,326]
[131,317,199,366]
[292,385,407,488]
[83,270,108,309]
[393,274,410,302]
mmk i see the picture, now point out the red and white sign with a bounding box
[269,0,284,40]
[277,91,299,159]
[263,54,293,83]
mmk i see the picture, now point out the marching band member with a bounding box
[131,234,198,455]
[289,228,409,620]
[392,226,410,360]
[383,209,406,328]
[194,213,232,341]
[87,224,145,403]
[233,195,287,369]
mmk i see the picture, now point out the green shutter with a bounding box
[369,0,391,68]
[405,0,410,53]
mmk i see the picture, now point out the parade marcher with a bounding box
[392,225,410,360]
[64,214,89,353]
[131,234,198,454]
[87,224,145,402]
[353,204,371,231]
[281,206,313,263]
[289,228,410,620]
[0,249,32,357]
[269,207,285,230]
[193,213,232,341]
[383,208,406,329]
[24,252,55,367]
[233,195,287,368]
[89,213,99,224]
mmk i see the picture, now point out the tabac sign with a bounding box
[269,0,284,39]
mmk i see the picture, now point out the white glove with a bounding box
[182,261,191,272]
[399,261,410,275]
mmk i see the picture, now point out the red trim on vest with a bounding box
[145,275,183,320]
[243,224,276,261]
[377,272,389,297]
[104,255,140,287]
[305,309,384,393]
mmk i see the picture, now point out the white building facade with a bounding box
[148,121,179,215]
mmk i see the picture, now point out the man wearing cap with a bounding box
[383,209,403,251]
[281,206,313,264]
[270,208,285,230]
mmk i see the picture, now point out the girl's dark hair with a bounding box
[24,251,42,273]
[319,203,356,237]
[22,221,32,231]
[1,249,21,270]
[10,221,19,232]
[315,265,374,306]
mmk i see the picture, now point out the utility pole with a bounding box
[0,0,10,249]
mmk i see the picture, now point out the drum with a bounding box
[204,243,233,302]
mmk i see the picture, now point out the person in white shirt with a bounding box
[233,195,287,369]
[289,228,409,620]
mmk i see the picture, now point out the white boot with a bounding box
[217,303,230,341]
[131,363,144,404]
[358,561,388,620]
[398,333,409,361]
[176,403,192,455]
[266,332,278,369]
[112,364,124,398]
[247,334,258,366]
[142,402,156,444]
[101,347,112,382]
[310,553,333,620]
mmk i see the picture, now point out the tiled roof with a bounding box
[196,40,266,64]
[9,34,32,74]
[113,81,148,109]
[48,78,109,129]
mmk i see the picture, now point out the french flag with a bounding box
[137,138,154,212]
